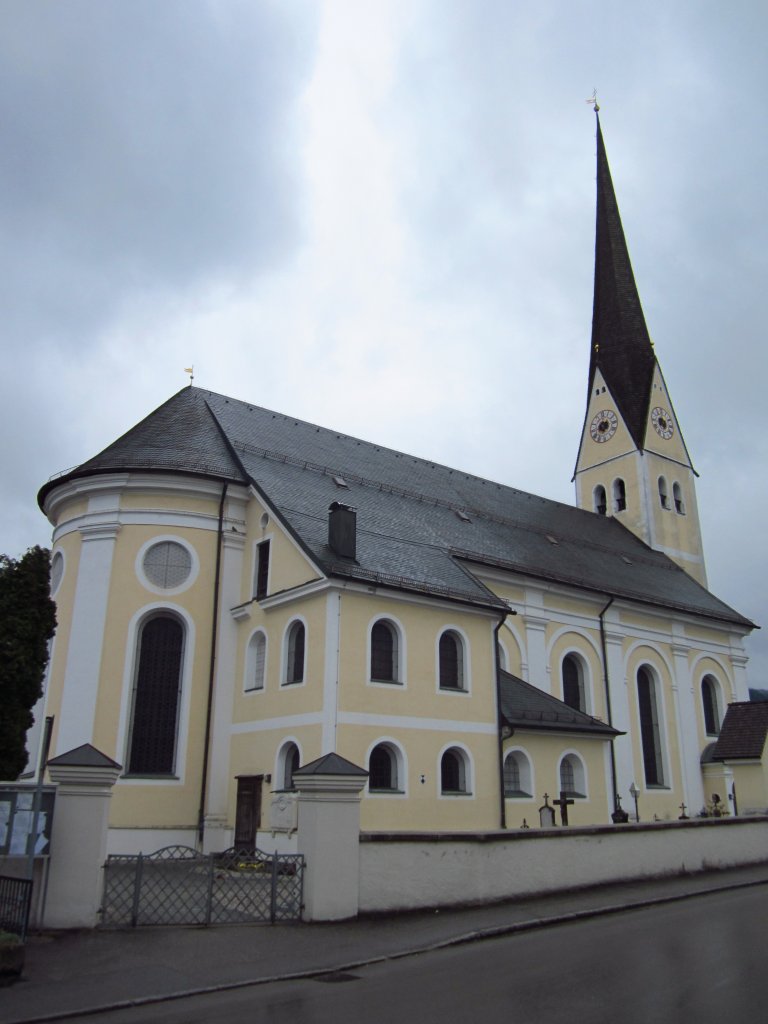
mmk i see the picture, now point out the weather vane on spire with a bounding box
[184,365,194,384]
[586,89,600,113]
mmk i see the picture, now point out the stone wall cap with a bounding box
[294,752,368,777]
[47,743,122,770]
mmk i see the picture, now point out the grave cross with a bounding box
[678,802,689,820]
[552,790,575,826]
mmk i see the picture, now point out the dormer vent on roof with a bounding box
[328,501,356,560]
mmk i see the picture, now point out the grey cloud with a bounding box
[0,0,318,343]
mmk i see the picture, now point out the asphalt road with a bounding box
[65,885,768,1024]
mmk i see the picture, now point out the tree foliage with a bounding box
[0,546,57,780]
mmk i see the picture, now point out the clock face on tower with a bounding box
[590,409,618,443]
[651,406,674,440]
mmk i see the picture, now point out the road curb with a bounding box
[7,875,767,1024]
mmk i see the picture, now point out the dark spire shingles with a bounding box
[589,115,657,449]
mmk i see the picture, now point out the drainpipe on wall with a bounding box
[198,482,228,846]
[598,594,619,812]
[494,612,510,830]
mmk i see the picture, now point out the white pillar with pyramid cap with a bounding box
[44,744,122,928]
[294,752,367,921]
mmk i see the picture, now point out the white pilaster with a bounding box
[203,526,246,852]
[604,628,633,804]
[523,614,549,691]
[322,592,341,754]
[730,649,750,702]
[670,641,704,814]
[56,517,120,755]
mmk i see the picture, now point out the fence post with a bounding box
[270,853,279,923]
[294,753,368,922]
[131,854,144,928]
[44,744,122,929]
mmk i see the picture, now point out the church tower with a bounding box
[574,114,707,587]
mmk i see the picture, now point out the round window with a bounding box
[142,541,192,589]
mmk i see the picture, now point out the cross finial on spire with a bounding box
[586,89,600,113]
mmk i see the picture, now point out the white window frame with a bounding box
[281,617,308,687]
[436,625,471,694]
[244,629,268,693]
[366,614,407,687]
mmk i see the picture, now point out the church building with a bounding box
[36,117,758,854]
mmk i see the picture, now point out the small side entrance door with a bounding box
[234,775,263,850]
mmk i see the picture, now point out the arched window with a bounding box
[673,482,685,515]
[127,614,184,776]
[440,748,469,794]
[594,485,607,516]
[439,630,465,690]
[496,641,508,671]
[278,742,300,790]
[285,621,305,684]
[562,654,585,712]
[559,754,586,797]
[503,751,532,797]
[245,631,266,692]
[701,675,721,736]
[613,478,626,513]
[637,667,664,786]
[658,476,669,509]
[368,743,400,792]
[370,620,399,683]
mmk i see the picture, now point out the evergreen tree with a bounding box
[0,546,57,780]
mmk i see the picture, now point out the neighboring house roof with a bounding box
[38,385,754,627]
[711,702,768,760]
[499,670,620,737]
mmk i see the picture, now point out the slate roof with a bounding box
[499,670,620,737]
[711,702,768,760]
[38,386,754,628]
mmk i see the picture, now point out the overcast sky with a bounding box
[2,1,766,682]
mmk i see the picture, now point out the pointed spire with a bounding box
[589,114,657,449]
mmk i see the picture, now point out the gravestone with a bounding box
[538,793,556,828]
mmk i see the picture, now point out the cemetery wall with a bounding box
[357,817,768,913]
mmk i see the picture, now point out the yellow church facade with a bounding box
[35,117,758,853]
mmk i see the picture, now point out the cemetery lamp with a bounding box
[629,782,640,822]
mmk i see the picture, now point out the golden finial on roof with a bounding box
[586,89,600,113]
[184,365,194,384]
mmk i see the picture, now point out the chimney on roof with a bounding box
[328,501,356,560]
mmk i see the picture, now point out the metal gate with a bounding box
[0,874,33,941]
[101,845,304,927]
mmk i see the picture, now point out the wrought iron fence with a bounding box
[0,874,33,941]
[101,845,304,928]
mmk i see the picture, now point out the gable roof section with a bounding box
[499,670,620,737]
[711,702,768,760]
[40,386,755,628]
